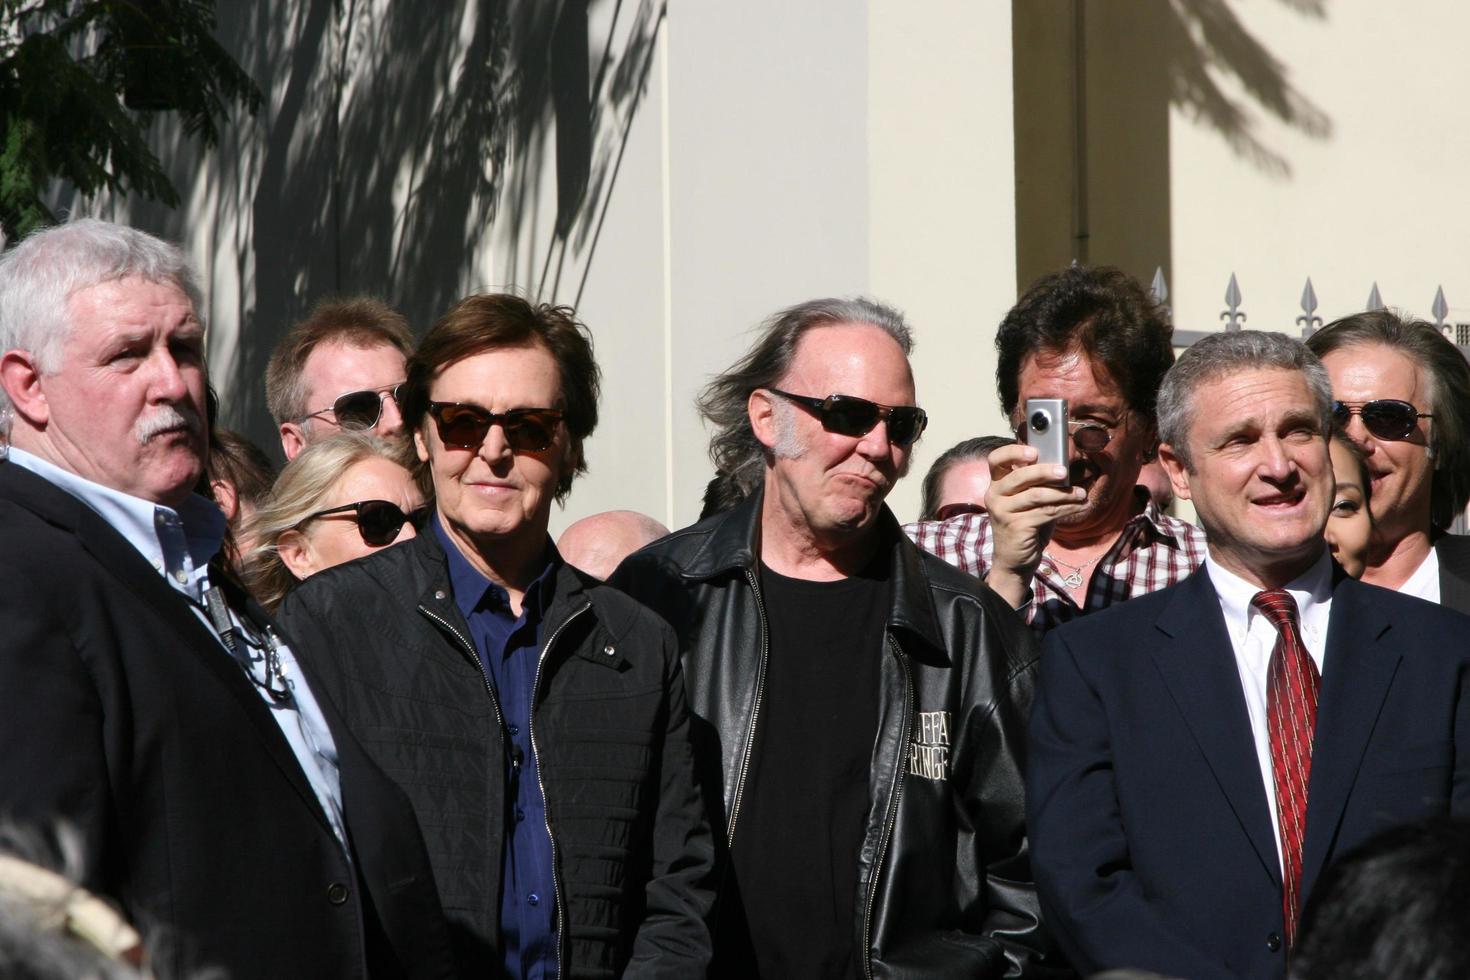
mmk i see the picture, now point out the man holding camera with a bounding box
[906,265,1206,631]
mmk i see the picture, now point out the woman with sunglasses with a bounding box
[1307,310,1470,611]
[242,432,424,610]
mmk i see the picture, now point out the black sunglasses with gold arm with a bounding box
[765,388,928,447]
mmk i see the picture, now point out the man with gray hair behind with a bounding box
[1305,310,1470,611]
[0,218,454,978]
[612,297,1050,977]
[1028,329,1470,979]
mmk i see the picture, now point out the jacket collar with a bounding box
[680,486,947,664]
[405,525,636,670]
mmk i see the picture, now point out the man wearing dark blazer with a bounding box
[0,219,455,979]
[1027,330,1470,979]
[1307,311,1470,613]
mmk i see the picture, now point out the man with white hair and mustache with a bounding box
[0,219,455,979]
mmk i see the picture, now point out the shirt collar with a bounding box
[1133,497,1185,543]
[433,512,559,622]
[8,447,225,591]
[1205,546,1334,637]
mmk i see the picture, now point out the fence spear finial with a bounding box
[1296,277,1322,337]
[1220,273,1246,331]
[1150,267,1172,325]
[1366,282,1384,312]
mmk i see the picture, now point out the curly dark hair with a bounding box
[995,265,1174,426]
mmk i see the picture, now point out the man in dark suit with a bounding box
[1306,311,1470,611]
[1027,329,1470,979]
[0,219,454,979]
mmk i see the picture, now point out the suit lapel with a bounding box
[1151,568,1281,886]
[0,464,330,830]
[1299,577,1399,900]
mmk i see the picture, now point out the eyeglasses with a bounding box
[427,401,564,451]
[934,502,986,521]
[298,383,403,430]
[298,499,425,547]
[1332,399,1432,441]
[1015,416,1115,453]
[765,388,928,447]
[1066,419,1114,453]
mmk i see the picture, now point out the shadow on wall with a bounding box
[1013,0,1332,293]
[55,0,665,454]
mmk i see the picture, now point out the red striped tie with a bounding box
[1251,589,1320,948]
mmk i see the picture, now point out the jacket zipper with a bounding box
[418,603,504,729]
[725,568,770,844]
[530,600,591,980]
[861,636,912,980]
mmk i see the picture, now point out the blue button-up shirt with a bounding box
[6,448,348,848]
[435,517,560,979]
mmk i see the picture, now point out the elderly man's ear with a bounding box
[747,389,779,451]
[0,351,48,427]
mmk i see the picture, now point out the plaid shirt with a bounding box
[904,500,1208,634]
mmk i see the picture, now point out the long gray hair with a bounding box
[697,297,914,502]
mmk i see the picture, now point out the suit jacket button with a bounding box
[1266,932,1282,952]
[327,882,349,905]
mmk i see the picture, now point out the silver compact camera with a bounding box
[1023,397,1070,487]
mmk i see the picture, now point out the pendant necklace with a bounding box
[1044,551,1103,590]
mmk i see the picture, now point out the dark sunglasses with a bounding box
[299,499,425,547]
[1332,399,1432,441]
[765,388,928,446]
[427,401,564,451]
[298,383,403,430]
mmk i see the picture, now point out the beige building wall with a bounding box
[1015,0,1470,337]
[555,0,1022,532]
[65,0,1470,541]
[1166,0,1470,337]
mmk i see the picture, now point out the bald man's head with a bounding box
[558,510,670,580]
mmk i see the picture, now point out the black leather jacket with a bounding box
[277,531,715,979]
[610,491,1055,978]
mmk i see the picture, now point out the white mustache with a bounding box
[134,404,202,445]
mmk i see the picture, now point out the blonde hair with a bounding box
[242,432,417,610]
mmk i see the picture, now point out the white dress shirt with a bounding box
[1204,548,1334,870]
[1398,546,1441,604]
[7,448,348,849]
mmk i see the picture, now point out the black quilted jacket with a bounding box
[277,530,715,979]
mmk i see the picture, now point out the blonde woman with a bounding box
[244,432,424,609]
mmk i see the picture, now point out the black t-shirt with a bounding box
[727,560,889,979]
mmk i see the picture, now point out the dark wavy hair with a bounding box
[697,297,914,500]
[1306,310,1470,530]
[399,293,600,502]
[995,265,1174,426]
[1294,818,1470,980]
